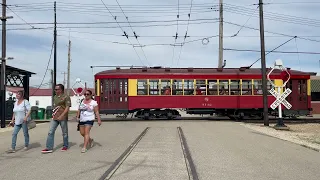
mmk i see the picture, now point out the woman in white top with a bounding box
[8,90,31,153]
[76,90,101,153]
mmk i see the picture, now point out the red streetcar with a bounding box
[94,66,312,120]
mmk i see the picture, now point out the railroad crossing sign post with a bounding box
[71,78,85,105]
[267,59,291,130]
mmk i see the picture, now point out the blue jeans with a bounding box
[12,123,29,150]
[46,120,68,150]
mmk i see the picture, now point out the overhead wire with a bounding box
[262,1,320,5]
[30,41,54,96]
[6,20,219,31]
[6,5,53,35]
[230,5,259,37]
[223,48,320,55]
[248,36,297,67]
[7,18,218,26]
[224,21,320,43]
[54,9,215,19]
[222,3,320,28]
[99,0,147,66]
[295,38,301,71]
[171,0,180,67]
[176,0,194,67]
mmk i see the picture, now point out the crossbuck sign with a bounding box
[267,59,292,118]
[269,88,292,110]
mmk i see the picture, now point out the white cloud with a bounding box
[3,0,320,89]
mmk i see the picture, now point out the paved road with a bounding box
[0,120,319,180]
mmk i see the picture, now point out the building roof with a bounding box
[0,64,35,76]
[96,67,312,76]
[6,87,95,96]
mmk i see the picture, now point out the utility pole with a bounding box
[51,69,54,108]
[218,0,223,68]
[0,0,6,128]
[259,0,269,126]
[53,1,57,93]
[61,71,67,87]
[67,40,71,95]
[1,0,13,128]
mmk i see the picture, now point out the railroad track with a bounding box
[98,127,199,180]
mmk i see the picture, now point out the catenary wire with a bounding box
[31,41,54,96]
[176,0,194,67]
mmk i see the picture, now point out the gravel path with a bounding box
[240,123,320,152]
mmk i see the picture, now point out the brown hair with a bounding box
[17,90,25,99]
[85,90,94,100]
[56,84,64,92]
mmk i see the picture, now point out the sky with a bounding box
[3,0,320,89]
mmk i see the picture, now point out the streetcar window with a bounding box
[137,79,148,95]
[241,80,252,95]
[172,80,183,95]
[119,81,123,95]
[124,81,128,95]
[161,79,171,95]
[230,80,240,95]
[149,79,160,95]
[267,80,273,95]
[253,80,263,95]
[195,80,206,95]
[219,80,229,95]
[208,80,218,95]
[183,79,194,95]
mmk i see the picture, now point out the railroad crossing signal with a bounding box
[267,59,292,128]
[71,78,85,96]
[267,59,291,88]
[269,88,292,110]
[71,78,86,105]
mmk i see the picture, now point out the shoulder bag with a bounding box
[77,99,84,131]
[24,100,36,129]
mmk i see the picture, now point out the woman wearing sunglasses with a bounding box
[8,90,31,153]
[76,90,101,153]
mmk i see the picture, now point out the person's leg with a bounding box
[42,120,59,153]
[79,125,85,137]
[81,121,94,153]
[60,120,69,151]
[22,122,29,149]
[10,125,22,152]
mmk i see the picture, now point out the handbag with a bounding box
[77,99,84,131]
[24,100,36,129]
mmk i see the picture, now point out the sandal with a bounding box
[90,138,94,148]
[81,148,87,153]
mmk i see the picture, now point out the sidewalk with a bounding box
[0,122,48,133]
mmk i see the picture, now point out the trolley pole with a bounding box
[258,0,269,126]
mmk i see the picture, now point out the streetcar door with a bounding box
[286,79,308,110]
[101,79,128,113]
[99,79,108,110]
[297,79,308,110]
[112,79,128,111]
